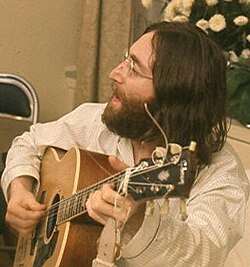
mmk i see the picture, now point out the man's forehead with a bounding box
[130,31,154,53]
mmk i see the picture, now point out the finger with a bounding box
[5,208,41,234]
[6,214,40,235]
[19,192,46,211]
[101,184,120,205]
[90,190,115,215]
[8,196,45,217]
[108,155,128,172]
[86,192,110,225]
[7,196,45,226]
[102,184,133,210]
[7,206,45,221]
[28,201,46,211]
[96,187,132,221]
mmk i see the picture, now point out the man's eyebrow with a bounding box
[130,52,149,72]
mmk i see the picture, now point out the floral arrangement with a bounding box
[142,0,250,126]
[142,0,250,57]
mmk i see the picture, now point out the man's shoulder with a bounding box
[76,102,107,113]
[65,102,107,121]
[201,143,248,189]
[213,142,243,168]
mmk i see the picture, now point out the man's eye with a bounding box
[131,64,140,75]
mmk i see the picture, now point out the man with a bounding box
[1,22,249,266]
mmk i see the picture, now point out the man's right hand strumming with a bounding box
[5,176,46,235]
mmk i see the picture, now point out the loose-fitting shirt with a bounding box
[2,103,249,266]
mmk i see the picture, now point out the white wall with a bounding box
[227,123,250,169]
[0,0,83,122]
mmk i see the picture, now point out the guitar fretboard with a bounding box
[55,173,122,224]
[44,155,192,226]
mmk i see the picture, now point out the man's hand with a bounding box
[86,156,145,229]
[5,176,46,235]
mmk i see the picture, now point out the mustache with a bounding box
[111,82,126,101]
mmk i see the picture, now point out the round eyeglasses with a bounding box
[121,49,153,80]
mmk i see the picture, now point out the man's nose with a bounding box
[109,61,129,82]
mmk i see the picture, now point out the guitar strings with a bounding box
[40,171,122,222]
[42,160,179,224]
[39,160,175,224]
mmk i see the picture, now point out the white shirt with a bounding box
[1,103,249,266]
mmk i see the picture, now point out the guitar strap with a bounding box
[92,218,121,267]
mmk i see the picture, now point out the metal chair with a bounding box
[0,73,39,256]
[0,73,39,124]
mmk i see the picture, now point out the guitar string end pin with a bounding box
[160,198,170,215]
[145,200,155,216]
[179,198,188,221]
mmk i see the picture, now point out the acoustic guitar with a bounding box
[13,143,196,267]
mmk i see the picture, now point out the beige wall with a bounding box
[227,123,250,169]
[0,0,83,122]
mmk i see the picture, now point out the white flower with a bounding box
[172,0,183,10]
[141,0,153,8]
[241,48,250,59]
[233,16,249,26]
[183,0,195,9]
[196,19,210,32]
[239,0,250,4]
[161,0,249,55]
[177,0,194,17]
[228,50,239,62]
[181,7,192,17]
[163,2,176,21]
[209,14,226,32]
[247,34,250,42]
[172,15,189,22]
[206,0,219,6]
[163,0,194,21]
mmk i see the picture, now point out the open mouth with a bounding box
[111,94,121,104]
[111,85,122,103]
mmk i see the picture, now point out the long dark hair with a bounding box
[144,22,228,166]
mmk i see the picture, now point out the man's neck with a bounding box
[131,139,158,164]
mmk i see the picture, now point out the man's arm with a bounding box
[86,154,249,266]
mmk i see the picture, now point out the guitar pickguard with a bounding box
[33,231,59,267]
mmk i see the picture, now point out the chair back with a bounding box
[0,73,39,124]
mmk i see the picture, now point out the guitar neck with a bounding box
[53,147,195,225]
[55,173,122,225]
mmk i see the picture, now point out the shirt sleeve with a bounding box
[1,103,107,200]
[118,147,250,267]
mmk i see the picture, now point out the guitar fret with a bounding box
[79,193,87,212]
[75,194,82,214]
[69,197,74,217]
[54,169,124,226]
[64,201,69,221]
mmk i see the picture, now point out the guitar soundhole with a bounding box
[46,194,60,239]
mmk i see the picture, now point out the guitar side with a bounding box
[13,147,115,267]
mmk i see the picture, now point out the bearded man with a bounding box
[1,22,249,266]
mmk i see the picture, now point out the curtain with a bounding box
[74,0,134,106]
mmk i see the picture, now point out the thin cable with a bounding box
[144,103,169,150]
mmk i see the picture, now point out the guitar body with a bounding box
[13,142,197,267]
[14,147,116,267]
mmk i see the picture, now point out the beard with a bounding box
[102,85,157,140]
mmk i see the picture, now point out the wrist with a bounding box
[8,176,35,199]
